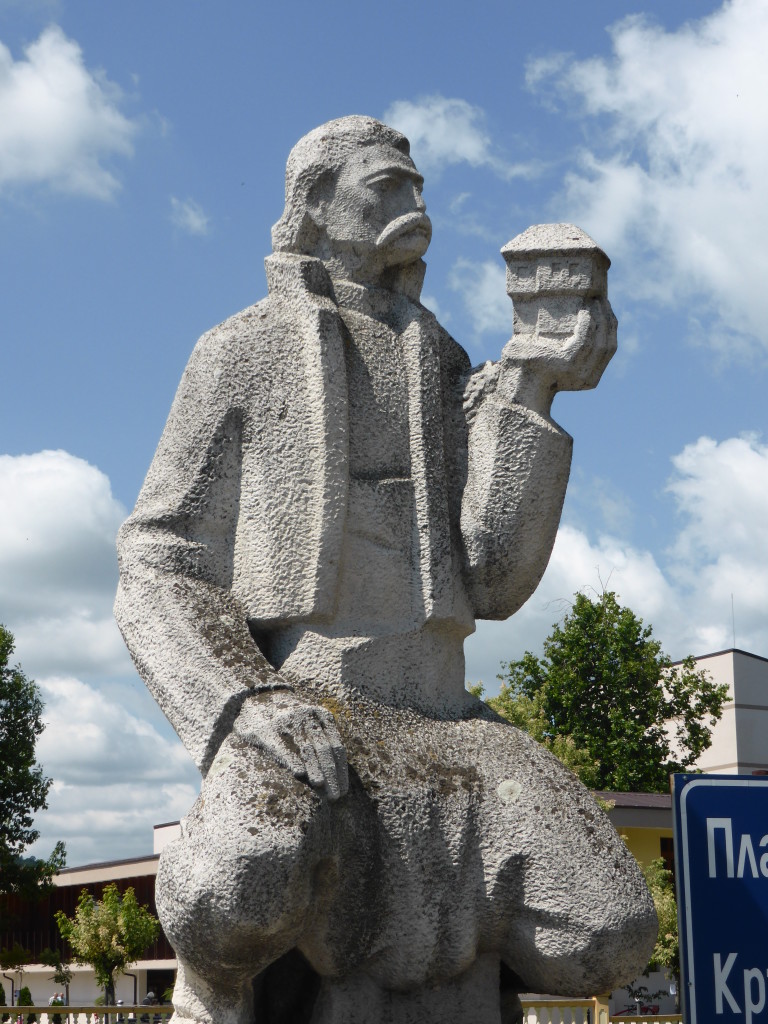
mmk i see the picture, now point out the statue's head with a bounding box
[272,116,432,286]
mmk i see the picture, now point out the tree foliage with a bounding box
[0,943,32,973]
[0,625,65,928]
[494,591,728,792]
[40,947,72,1005]
[16,986,34,1024]
[55,884,160,1003]
[642,857,679,979]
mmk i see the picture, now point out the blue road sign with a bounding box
[672,774,768,1024]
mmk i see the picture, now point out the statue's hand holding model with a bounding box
[116,117,655,1024]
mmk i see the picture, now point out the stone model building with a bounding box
[115,116,656,1024]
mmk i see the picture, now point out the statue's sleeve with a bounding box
[458,359,573,620]
[114,320,286,776]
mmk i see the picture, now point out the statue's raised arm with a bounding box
[459,224,618,619]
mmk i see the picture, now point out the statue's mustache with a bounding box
[376,212,432,248]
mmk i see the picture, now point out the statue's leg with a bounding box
[167,962,254,1024]
[474,723,657,997]
[156,735,334,1024]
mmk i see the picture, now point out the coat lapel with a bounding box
[401,311,455,622]
[265,254,349,618]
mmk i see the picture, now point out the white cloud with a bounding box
[170,195,210,236]
[665,434,768,651]
[466,524,676,690]
[384,95,536,180]
[0,450,129,678]
[0,25,136,199]
[448,257,511,339]
[32,675,199,863]
[467,523,677,686]
[36,778,196,867]
[37,675,196,787]
[0,449,199,864]
[667,435,768,566]
[525,0,768,356]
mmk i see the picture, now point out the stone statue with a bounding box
[115,116,656,1024]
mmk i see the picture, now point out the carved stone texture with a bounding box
[502,224,610,352]
[115,116,656,1024]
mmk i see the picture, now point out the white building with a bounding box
[1,825,178,1008]
[688,648,768,775]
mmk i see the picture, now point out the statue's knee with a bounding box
[501,876,657,995]
[158,826,317,951]
[157,740,335,979]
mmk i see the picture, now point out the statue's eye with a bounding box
[369,174,397,193]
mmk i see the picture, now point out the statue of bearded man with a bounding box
[115,116,656,1024]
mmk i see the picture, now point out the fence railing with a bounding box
[4,1002,683,1024]
[1,1007,173,1024]
[520,999,682,1024]
[521,997,604,1023]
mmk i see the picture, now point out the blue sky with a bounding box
[1,0,767,864]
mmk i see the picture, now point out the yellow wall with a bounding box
[619,826,673,868]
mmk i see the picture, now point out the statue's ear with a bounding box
[290,168,336,255]
[273,167,336,255]
[304,169,336,229]
[291,209,324,255]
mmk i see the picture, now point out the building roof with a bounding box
[672,647,768,666]
[57,853,160,875]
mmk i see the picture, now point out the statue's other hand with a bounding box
[501,297,617,410]
[548,297,618,392]
[233,690,349,801]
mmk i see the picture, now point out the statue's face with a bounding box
[312,142,432,275]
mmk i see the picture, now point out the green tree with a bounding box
[642,857,679,980]
[495,591,728,792]
[55,884,160,1005]
[0,625,66,928]
[0,975,8,1022]
[0,943,30,1014]
[16,986,34,1024]
[0,941,32,1009]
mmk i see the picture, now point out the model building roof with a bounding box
[501,223,609,263]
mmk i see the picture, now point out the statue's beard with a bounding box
[318,213,430,302]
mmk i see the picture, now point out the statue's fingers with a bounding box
[298,729,327,791]
[333,741,349,797]
[572,306,594,346]
[316,712,344,752]
[586,299,617,356]
[316,715,349,798]
[307,724,343,801]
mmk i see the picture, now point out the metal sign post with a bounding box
[672,774,768,1024]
